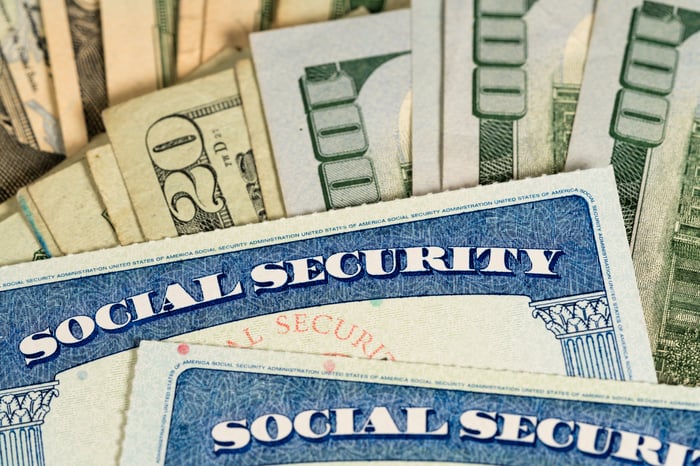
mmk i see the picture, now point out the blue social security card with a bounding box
[0,167,655,464]
[122,340,699,465]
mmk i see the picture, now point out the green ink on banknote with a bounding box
[300,52,411,209]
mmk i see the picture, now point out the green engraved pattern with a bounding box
[31,248,48,261]
[655,110,700,385]
[155,0,178,87]
[551,83,580,174]
[478,119,514,184]
[329,1,387,19]
[611,141,648,242]
[400,161,411,197]
[0,50,37,149]
[300,52,411,209]
[607,3,700,241]
[259,0,275,30]
[473,0,533,184]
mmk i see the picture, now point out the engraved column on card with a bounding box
[532,292,624,380]
[0,382,58,466]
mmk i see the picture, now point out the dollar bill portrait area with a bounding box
[0,168,655,464]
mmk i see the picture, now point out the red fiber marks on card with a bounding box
[323,360,335,373]
[177,344,190,355]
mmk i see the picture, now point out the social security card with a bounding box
[0,167,655,465]
[122,341,699,465]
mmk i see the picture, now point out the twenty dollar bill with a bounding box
[442,0,594,189]
[103,69,263,241]
[565,0,700,385]
[252,10,412,215]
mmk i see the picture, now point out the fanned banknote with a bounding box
[199,0,274,63]
[252,10,412,215]
[271,0,410,28]
[442,0,594,189]
[0,198,46,265]
[103,69,263,241]
[0,168,656,464]
[86,143,144,246]
[178,47,245,84]
[100,0,160,105]
[565,0,700,385]
[16,135,118,257]
[0,115,64,202]
[124,341,700,465]
[411,0,442,195]
[175,0,205,79]
[0,0,63,153]
[235,57,286,220]
[41,0,107,155]
[0,2,65,202]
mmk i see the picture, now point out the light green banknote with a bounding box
[175,0,204,79]
[442,0,594,189]
[16,134,118,257]
[411,0,442,195]
[0,0,63,153]
[199,0,274,64]
[100,0,175,105]
[86,143,145,246]
[235,57,286,220]
[103,69,264,241]
[252,10,412,216]
[565,0,700,385]
[40,0,107,155]
[178,47,246,84]
[271,0,410,28]
[0,198,46,265]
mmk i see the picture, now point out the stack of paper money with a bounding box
[0,1,699,464]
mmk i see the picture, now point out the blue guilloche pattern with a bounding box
[165,367,700,465]
[0,195,602,388]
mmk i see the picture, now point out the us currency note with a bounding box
[153,0,178,87]
[235,57,286,220]
[124,341,700,465]
[271,0,410,28]
[0,1,64,201]
[0,0,63,153]
[175,0,204,79]
[100,0,160,105]
[442,0,594,190]
[199,0,274,63]
[40,0,107,155]
[565,0,700,385]
[0,198,46,265]
[16,135,118,257]
[0,110,64,202]
[411,0,442,195]
[252,10,412,215]
[103,69,263,241]
[178,47,245,83]
[101,0,177,100]
[86,143,144,246]
[0,168,656,464]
